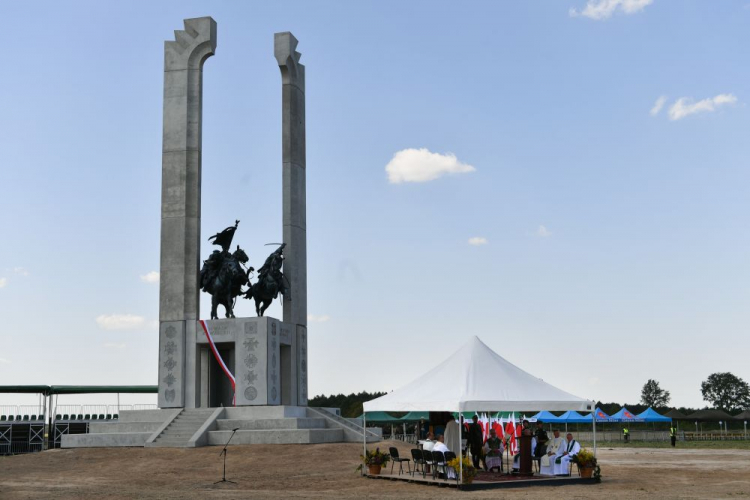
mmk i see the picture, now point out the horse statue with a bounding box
[244,243,290,317]
[200,245,252,320]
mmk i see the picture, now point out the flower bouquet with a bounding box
[356,448,391,475]
[446,456,477,484]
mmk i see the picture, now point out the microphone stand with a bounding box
[215,428,240,485]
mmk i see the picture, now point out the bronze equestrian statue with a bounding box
[199,222,289,318]
[200,221,253,319]
[243,243,290,317]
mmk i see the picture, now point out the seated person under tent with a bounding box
[539,429,565,475]
[550,433,580,476]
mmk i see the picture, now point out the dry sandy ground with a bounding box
[1,440,749,499]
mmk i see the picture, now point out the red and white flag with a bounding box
[505,412,518,455]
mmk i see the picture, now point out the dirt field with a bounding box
[2,440,750,499]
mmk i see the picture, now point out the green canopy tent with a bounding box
[357,411,404,440]
[399,411,429,421]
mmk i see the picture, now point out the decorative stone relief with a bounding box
[244,386,258,401]
[158,321,184,408]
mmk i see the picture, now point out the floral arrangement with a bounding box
[572,448,602,482]
[446,456,477,483]
[571,448,597,467]
[356,448,391,472]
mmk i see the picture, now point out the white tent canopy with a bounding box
[364,336,594,413]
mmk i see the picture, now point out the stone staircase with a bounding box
[62,406,381,449]
[62,409,179,448]
[147,408,217,448]
[208,406,342,445]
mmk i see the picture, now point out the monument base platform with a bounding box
[62,406,379,449]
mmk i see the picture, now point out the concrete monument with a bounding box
[62,17,379,448]
[157,19,308,409]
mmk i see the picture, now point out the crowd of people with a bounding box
[417,414,581,477]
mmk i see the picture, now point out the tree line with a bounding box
[637,372,750,413]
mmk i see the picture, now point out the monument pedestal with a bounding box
[158,317,307,409]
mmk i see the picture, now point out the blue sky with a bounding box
[1,0,749,409]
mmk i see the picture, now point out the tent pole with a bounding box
[592,409,597,457]
[459,411,463,486]
[363,414,367,463]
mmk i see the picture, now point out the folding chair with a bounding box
[410,449,425,477]
[389,447,411,475]
[422,450,436,479]
[431,450,446,480]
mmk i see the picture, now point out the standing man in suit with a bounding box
[468,415,485,470]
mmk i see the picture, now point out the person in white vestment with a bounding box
[553,433,580,475]
[484,428,504,472]
[432,434,449,453]
[432,434,454,479]
[539,429,565,475]
[421,432,436,451]
[444,415,460,454]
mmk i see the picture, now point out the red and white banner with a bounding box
[199,320,235,406]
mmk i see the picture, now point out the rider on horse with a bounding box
[256,243,289,300]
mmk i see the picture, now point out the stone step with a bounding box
[208,428,343,445]
[62,432,152,448]
[215,418,327,431]
[88,421,163,434]
[222,406,307,419]
[117,409,177,423]
[158,433,196,439]
[155,436,192,443]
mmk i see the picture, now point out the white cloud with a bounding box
[537,225,552,237]
[308,314,331,323]
[385,148,475,184]
[0,278,6,288]
[668,93,737,121]
[96,314,147,331]
[650,95,667,116]
[104,343,126,350]
[13,267,29,276]
[570,0,653,20]
[0,357,10,364]
[589,377,600,386]
[140,271,160,284]
[468,237,488,246]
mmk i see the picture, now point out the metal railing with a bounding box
[50,404,158,420]
[392,433,418,444]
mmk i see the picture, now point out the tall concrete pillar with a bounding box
[275,33,308,405]
[158,17,217,408]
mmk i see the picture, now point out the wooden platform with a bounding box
[365,468,594,490]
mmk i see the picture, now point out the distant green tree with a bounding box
[701,372,750,412]
[640,379,671,408]
[308,391,387,418]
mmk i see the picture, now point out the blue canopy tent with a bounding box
[636,407,671,423]
[558,410,590,423]
[610,407,645,423]
[530,410,562,423]
[581,407,614,422]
